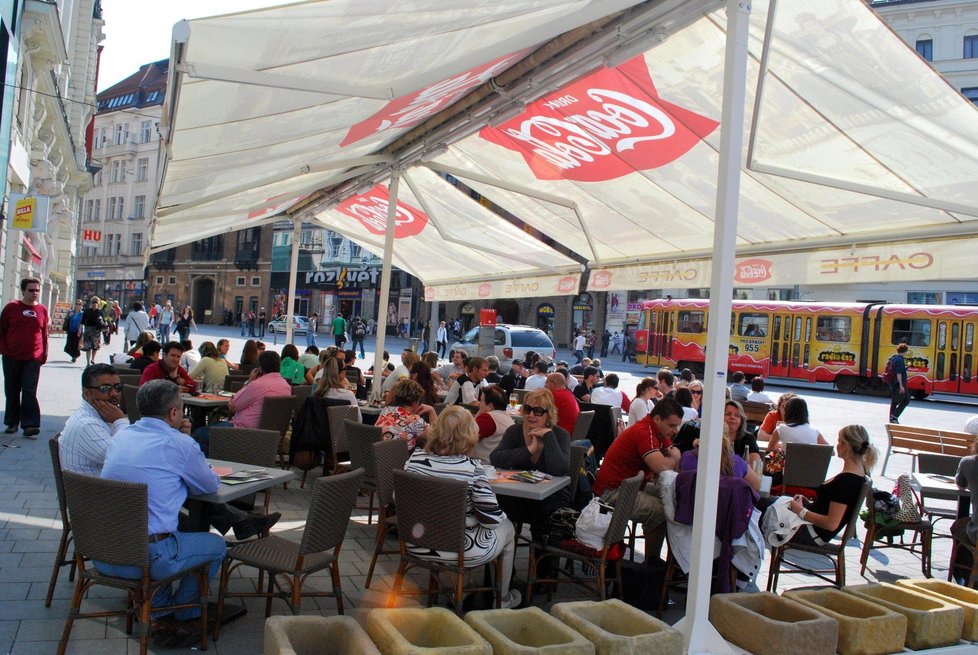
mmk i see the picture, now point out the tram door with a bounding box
[933,319,978,395]
[648,309,673,366]
[768,313,803,379]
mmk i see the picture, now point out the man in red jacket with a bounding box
[0,278,49,438]
[139,341,197,394]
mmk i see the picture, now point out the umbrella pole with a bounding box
[370,171,401,400]
[285,219,301,345]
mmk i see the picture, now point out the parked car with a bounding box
[450,324,556,372]
[266,315,310,335]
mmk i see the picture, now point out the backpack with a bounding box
[881,355,897,385]
[353,322,366,338]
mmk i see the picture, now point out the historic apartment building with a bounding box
[0,0,103,311]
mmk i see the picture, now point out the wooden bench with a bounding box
[741,400,774,428]
[881,424,976,476]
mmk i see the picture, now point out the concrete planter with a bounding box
[264,616,381,655]
[465,606,594,655]
[709,592,838,655]
[551,599,682,655]
[844,583,964,650]
[783,588,906,655]
[896,578,978,642]
[366,608,491,655]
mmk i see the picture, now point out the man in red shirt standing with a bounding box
[591,397,683,561]
[0,277,49,438]
[140,341,197,394]
[545,372,579,435]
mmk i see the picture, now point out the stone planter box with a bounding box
[844,583,964,650]
[896,578,978,642]
[465,606,594,655]
[783,588,906,655]
[551,599,681,655]
[265,616,381,655]
[709,592,838,655]
[366,608,491,655]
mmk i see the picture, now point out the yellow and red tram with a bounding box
[635,298,978,399]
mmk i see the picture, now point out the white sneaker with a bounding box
[500,589,522,609]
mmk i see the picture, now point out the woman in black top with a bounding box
[725,400,760,467]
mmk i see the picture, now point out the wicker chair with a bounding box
[214,468,363,630]
[365,438,410,588]
[223,373,250,391]
[58,472,211,655]
[918,453,963,529]
[514,388,530,404]
[433,402,447,415]
[116,373,142,387]
[567,444,587,509]
[209,427,280,514]
[259,396,296,468]
[46,435,76,607]
[123,385,141,423]
[860,487,932,578]
[388,469,504,613]
[326,405,359,475]
[767,477,872,590]
[526,472,643,603]
[571,411,595,442]
[949,518,978,586]
[292,384,313,407]
[344,420,384,525]
[775,442,834,495]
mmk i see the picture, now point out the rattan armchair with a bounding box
[388,469,504,613]
[46,435,76,607]
[571,410,595,442]
[209,427,280,514]
[345,419,383,524]
[214,468,363,631]
[860,488,932,578]
[123,384,141,423]
[259,395,296,469]
[526,472,643,602]
[58,472,210,655]
[365,438,409,588]
[767,477,872,590]
[326,404,359,475]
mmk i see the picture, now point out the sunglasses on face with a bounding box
[690,390,702,395]
[522,405,547,416]
[87,383,124,393]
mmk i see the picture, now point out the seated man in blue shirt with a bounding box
[97,380,255,645]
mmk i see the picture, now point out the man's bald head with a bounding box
[545,373,566,390]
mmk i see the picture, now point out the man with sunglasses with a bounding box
[1,277,49,438]
[60,364,128,476]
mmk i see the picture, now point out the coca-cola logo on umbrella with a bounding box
[590,270,613,289]
[557,275,579,293]
[336,184,428,239]
[424,287,436,301]
[341,52,525,147]
[734,258,773,284]
[478,283,492,298]
[480,56,718,182]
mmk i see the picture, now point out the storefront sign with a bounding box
[86,271,105,278]
[480,308,497,327]
[7,193,49,232]
[82,229,102,246]
[573,304,592,312]
[304,267,380,289]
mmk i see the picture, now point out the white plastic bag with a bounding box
[575,496,614,549]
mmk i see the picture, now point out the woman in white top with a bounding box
[628,378,657,425]
[313,356,361,421]
[766,397,827,451]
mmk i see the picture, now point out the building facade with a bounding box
[0,0,103,311]
[76,58,166,310]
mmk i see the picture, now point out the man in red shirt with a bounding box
[0,277,49,438]
[591,397,683,561]
[545,373,579,435]
[140,341,197,394]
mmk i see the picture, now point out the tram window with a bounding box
[815,316,851,342]
[638,312,647,330]
[804,344,810,368]
[792,343,800,367]
[950,353,958,381]
[891,319,931,347]
[773,316,782,340]
[938,322,947,349]
[937,352,946,381]
[677,310,705,333]
[794,317,802,342]
[967,324,974,351]
[964,354,972,383]
[772,342,780,364]
[805,317,812,342]
[738,313,768,337]
[952,323,960,350]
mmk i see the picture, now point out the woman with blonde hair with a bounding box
[314,355,360,419]
[688,379,704,415]
[404,406,521,609]
[188,341,230,392]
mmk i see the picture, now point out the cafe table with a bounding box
[184,458,295,532]
[181,392,231,430]
[488,469,570,501]
[914,472,970,518]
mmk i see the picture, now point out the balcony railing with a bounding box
[234,248,261,270]
[150,250,175,270]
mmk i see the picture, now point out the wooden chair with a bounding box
[209,427,280,513]
[860,488,932,578]
[881,423,975,476]
[122,384,141,423]
[46,435,76,608]
[58,472,211,655]
[767,478,872,591]
[215,469,363,629]
[365,438,410,588]
[344,420,384,525]
[527,473,643,602]
[389,470,504,613]
[571,411,595,442]
[741,400,774,428]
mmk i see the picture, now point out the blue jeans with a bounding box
[95,531,226,620]
[159,323,171,343]
[573,350,584,364]
[353,338,366,359]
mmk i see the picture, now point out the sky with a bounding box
[97,0,297,91]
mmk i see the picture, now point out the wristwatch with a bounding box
[798,508,809,520]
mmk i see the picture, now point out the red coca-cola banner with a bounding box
[340,52,525,147]
[734,258,773,284]
[335,184,429,239]
[480,56,718,182]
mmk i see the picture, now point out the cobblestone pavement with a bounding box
[0,325,972,653]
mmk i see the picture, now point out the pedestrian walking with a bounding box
[124,301,152,350]
[247,309,257,337]
[610,331,622,354]
[101,299,115,345]
[63,300,84,362]
[351,316,367,358]
[240,309,249,337]
[0,277,49,438]
[600,328,611,358]
[258,307,267,338]
[586,330,597,359]
[176,305,196,342]
[331,312,347,348]
[307,313,320,348]
[158,301,174,343]
[572,330,585,364]
[887,343,910,424]
[80,297,104,366]
[436,320,448,358]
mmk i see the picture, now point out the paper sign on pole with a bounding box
[6,193,49,232]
